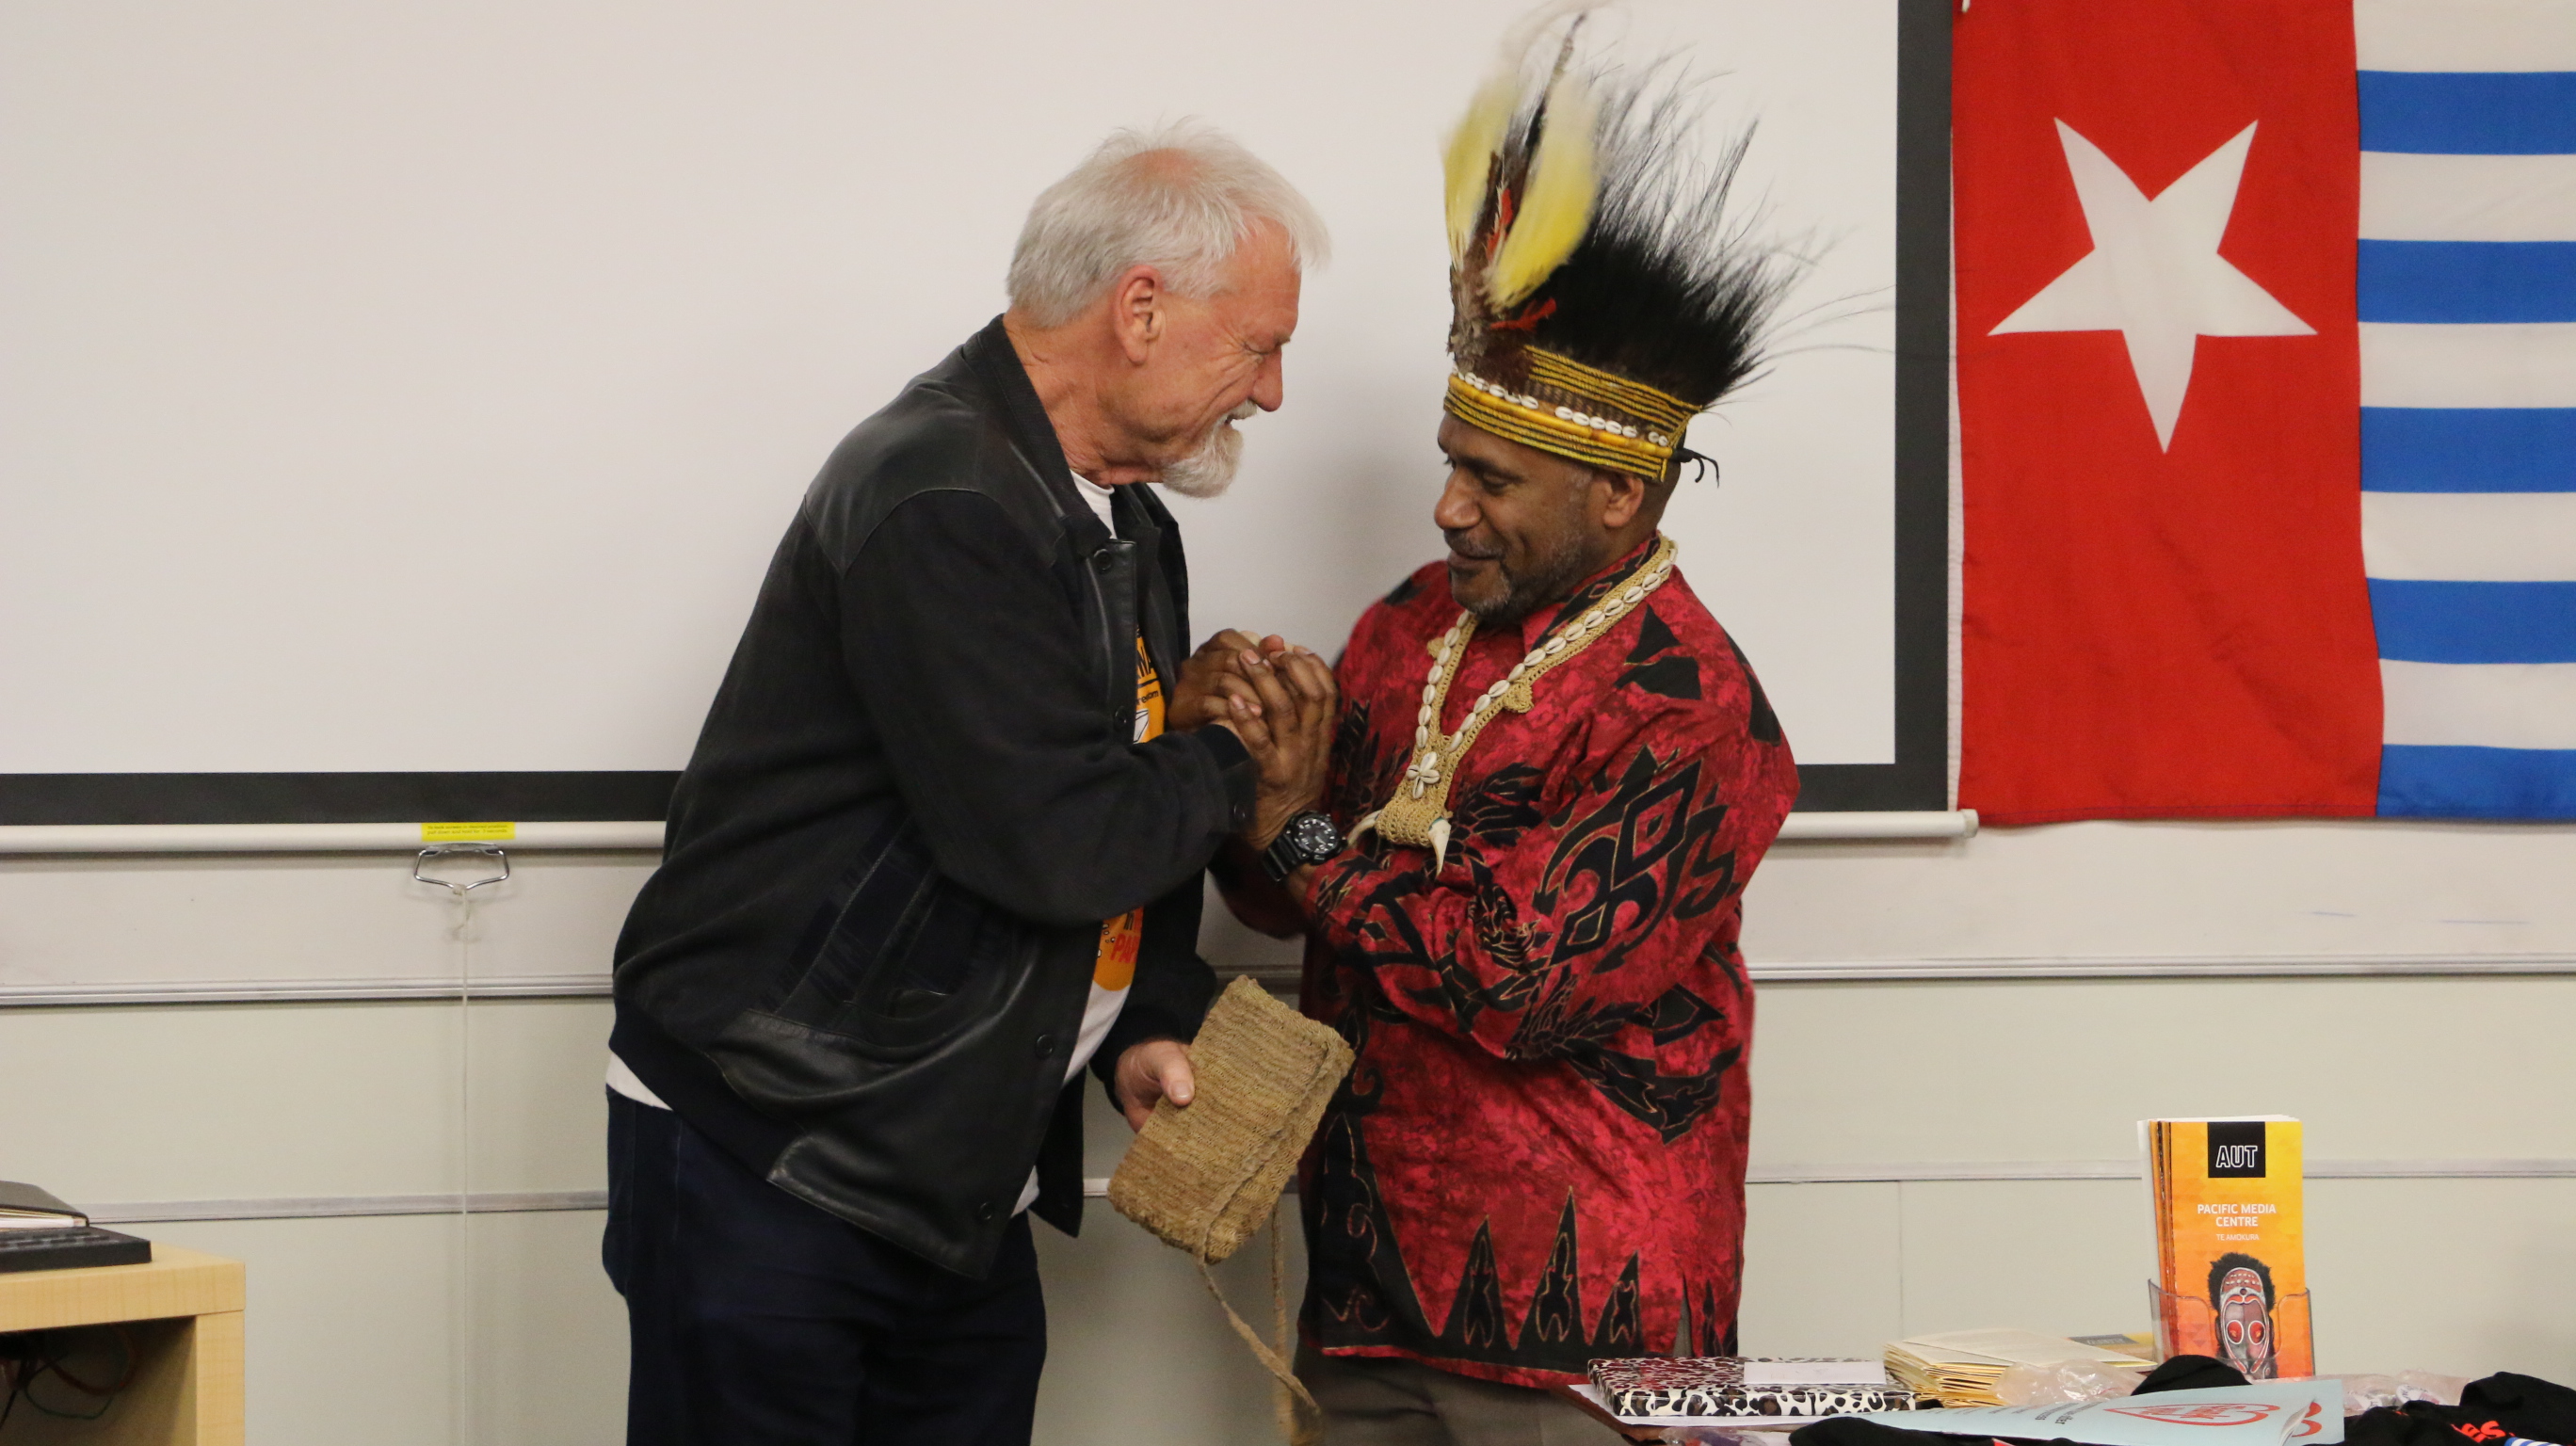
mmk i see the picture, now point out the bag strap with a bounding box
[1187,1035,1346,1445]
[1193,1205,1322,1446]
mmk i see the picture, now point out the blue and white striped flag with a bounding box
[2359,0,2576,817]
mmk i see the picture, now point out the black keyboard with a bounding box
[0,1226,153,1274]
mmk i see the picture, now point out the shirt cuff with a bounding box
[1185,726,1258,832]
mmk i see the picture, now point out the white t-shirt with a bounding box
[1019,473,1138,1211]
[609,472,1142,1220]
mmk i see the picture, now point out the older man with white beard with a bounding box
[602,122,1341,1446]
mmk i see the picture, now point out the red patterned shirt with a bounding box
[1297,537,1799,1388]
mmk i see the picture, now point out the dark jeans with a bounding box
[603,1090,1047,1446]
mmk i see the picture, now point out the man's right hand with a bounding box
[1210,645,1338,847]
[1170,628,1284,731]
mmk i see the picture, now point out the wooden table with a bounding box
[0,1245,244,1445]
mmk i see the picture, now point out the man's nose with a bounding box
[1432,470,1480,532]
[1250,351,1285,412]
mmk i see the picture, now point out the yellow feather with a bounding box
[1443,1,1603,266]
[1442,73,1517,262]
[1485,67,1598,309]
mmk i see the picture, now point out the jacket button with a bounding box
[1034,1033,1055,1057]
[976,1201,996,1223]
[1091,552,1116,572]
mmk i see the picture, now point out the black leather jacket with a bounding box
[610,317,1253,1277]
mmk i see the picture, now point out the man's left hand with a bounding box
[1112,1037,1195,1132]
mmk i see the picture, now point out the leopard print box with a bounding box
[1588,1358,1935,1420]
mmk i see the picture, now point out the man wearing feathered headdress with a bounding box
[1214,11,1803,1438]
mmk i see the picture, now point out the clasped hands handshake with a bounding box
[1111,628,1338,1133]
[1168,628,1339,852]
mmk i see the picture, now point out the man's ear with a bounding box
[1594,467,1651,529]
[1110,264,1165,364]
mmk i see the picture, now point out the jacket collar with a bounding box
[961,314,1093,533]
[961,317,1192,682]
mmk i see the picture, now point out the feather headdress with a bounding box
[1442,7,1794,479]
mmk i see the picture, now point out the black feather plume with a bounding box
[1517,72,1796,410]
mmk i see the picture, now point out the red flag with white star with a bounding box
[1954,0,2379,824]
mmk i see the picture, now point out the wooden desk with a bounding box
[0,1245,244,1446]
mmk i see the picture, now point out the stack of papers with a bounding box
[1884,1329,2153,1406]
[0,1180,89,1230]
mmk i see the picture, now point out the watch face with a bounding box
[1289,812,1343,860]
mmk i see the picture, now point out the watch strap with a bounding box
[1258,827,1304,884]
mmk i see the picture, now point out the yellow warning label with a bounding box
[421,822,517,843]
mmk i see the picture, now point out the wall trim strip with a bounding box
[0,821,667,854]
[1740,1159,2576,1183]
[88,1191,611,1224]
[0,811,1979,855]
[85,1159,2576,1222]
[0,975,620,1007]
[9,948,2575,1008]
[1746,953,2576,981]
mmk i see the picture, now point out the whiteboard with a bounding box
[0,0,1941,819]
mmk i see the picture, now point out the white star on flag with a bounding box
[1992,120,2312,450]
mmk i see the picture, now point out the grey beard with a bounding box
[1157,404,1255,499]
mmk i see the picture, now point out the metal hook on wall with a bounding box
[412,842,511,896]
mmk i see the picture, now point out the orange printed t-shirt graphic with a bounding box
[1093,638,1165,990]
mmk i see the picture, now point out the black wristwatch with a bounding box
[1260,811,1345,882]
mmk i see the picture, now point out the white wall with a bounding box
[0,0,1901,776]
[4,825,2570,1443]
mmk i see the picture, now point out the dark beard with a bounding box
[1457,504,1604,625]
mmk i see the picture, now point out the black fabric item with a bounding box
[610,316,1255,1278]
[2345,1407,2461,1446]
[2348,1374,2576,1446]
[2460,1374,2576,1445]
[2134,1356,2250,1394]
[604,1092,1050,1446]
[1790,1418,2049,1446]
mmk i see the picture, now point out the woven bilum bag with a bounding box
[1107,975,1353,1444]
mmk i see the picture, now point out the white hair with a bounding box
[1006,120,1330,327]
